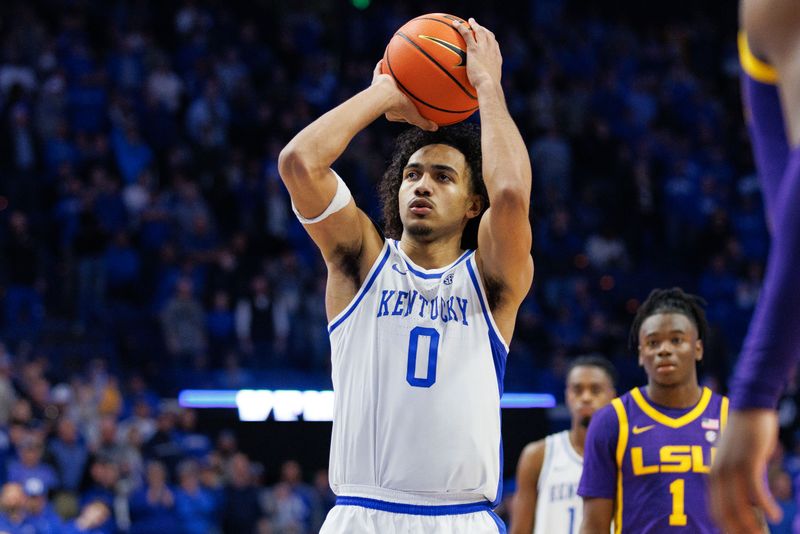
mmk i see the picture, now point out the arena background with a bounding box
[0,0,796,532]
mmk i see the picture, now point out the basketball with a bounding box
[381,13,478,126]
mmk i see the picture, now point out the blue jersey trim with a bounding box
[391,240,473,279]
[491,433,504,508]
[328,245,391,334]
[466,258,508,508]
[488,509,507,533]
[465,259,508,396]
[335,496,492,516]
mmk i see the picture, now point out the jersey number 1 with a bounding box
[669,478,687,526]
[406,326,440,387]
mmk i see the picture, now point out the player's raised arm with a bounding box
[509,440,545,534]
[452,18,533,320]
[278,63,437,263]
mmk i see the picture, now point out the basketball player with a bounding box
[578,288,727,533]
[510,356,616,534]
[278,17,532,534]
[708,2,800,531]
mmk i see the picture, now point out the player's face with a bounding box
[638,313,702,387]
[398,144,481,241]
[565,366,616,428]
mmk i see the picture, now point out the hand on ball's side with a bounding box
[371,60,438,131]
[453,18,502,91]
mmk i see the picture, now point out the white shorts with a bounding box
[319,496,506,534]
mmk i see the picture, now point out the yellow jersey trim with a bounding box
[738,32,778,84]
[612,398,629,534]
[720,396,729,433]
[630,387,712,428]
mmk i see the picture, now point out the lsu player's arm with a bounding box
[278,62,437,318]
[509,439,545,534]
[580,498,614,534]
[452,19,533,339]
[578,405,619,533]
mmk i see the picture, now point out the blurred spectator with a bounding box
[222,453,261,534]
[63,500,113,534]
[767,469,796,534]
[176,409,211,459]
[128,460,180,534]
[22,476,63,533]
[236,275,275,364]
[0,346,17,426]
[0,482,27,531]
[2,211,44,343]
[49,418,89,493]
[174,459,218,534]
[160,277,207,366]
[7,434,59,494]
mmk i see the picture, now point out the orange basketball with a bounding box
[381,13,478,126]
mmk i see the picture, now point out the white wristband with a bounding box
[291,170,353,224]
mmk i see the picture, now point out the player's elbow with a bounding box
[278,143,317,185]
[490,184,530,213]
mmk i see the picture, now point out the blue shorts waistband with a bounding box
[335,496,492,516]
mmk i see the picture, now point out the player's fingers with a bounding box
[721,470,767,534]
[452,19,475,45]
[373,60,383,77]
[750,471,783,524]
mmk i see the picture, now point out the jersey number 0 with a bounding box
[406,326,440,387]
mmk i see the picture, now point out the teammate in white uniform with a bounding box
[510,356,616,534]
[278,17,533,534]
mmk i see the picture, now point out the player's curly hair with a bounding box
[628,287,709,351]
[378,123,488,250]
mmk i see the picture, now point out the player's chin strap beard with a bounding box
[580,416,591,428]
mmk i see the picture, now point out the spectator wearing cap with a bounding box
[22,476,63,534]
[7,435,58,495]
[128,460,179,534]
[49,418,89,493]
[174,458,218,534]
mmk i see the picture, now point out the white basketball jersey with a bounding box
[327,239,508,505]
[533,431,584,534]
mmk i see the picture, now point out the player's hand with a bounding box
[452,18,502,90]
[371,60,438,131]
[709,409,782,534]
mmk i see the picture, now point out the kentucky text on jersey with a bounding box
[376,289,470,325]
[549,481,578,502]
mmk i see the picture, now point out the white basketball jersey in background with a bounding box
[327,239,508,505]
[533,430,584,534]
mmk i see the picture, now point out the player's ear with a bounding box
[637,347,643,366]
[695,339,703,362]
[465,194,482,219]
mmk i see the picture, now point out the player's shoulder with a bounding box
[516,436,548,475]
[586,401,623,438]
[519,437,548,465]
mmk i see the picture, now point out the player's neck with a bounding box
[645,381,703,409]
[398,234,466,269]
[568,426,587,457]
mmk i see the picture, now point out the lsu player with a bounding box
[510,355,616,534]
[578,288,727,533]
[710,1,800,531]
[279,17,533,534]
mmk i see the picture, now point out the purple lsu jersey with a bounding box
[579,386,728,533]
